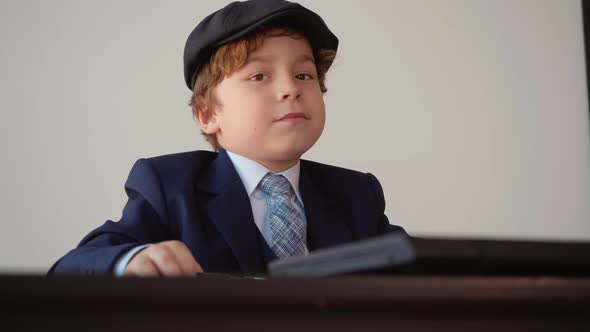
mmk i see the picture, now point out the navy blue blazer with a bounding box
[49,149,404,275]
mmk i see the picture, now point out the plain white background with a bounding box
[1,0,589,272]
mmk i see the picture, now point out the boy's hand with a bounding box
[124,240,203,277]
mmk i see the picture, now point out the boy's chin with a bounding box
[259,149,304,165]
[223,138,319,164]
[268,141,317,160]
[247,144,313,171]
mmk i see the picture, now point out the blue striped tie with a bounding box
[259,173,306,259]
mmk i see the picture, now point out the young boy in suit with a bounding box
[49,0,406,276]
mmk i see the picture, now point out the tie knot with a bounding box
[259,173,292,197]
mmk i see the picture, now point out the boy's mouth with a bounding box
[275,112,308,122]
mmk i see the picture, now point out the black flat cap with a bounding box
[183,0,339,90]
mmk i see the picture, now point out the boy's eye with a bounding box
[296,73,313,80]
[249,73,268,81]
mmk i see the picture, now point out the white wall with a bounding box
[1,0,589,272]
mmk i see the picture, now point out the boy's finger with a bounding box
[125,256,160,277]
[148,245,184,276]
[163,241,204,275]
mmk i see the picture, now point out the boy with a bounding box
[49,0,405,276]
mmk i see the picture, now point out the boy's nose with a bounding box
[278,78,301,101]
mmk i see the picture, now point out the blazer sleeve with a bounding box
[48,158,170,275]
[366,173,407,236]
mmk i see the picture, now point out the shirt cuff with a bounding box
[113,244,151,277]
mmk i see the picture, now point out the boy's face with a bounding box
[203,30,325,170]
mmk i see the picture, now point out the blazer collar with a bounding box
[196,149,242,194]
[195,149,266,274]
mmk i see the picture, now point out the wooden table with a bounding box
[2,274,589,331]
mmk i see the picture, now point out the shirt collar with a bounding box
[225,150,303,204]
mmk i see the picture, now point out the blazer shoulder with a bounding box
[301,159,368,179]
[147,150,217,165]
[300,159,385,201]
[142,150,217,175]
[124,150,218,193]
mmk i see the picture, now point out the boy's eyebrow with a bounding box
[296,54,316,64]
[247,54,315,65]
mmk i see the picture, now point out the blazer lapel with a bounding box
[300,162,354,251]
[195,149,265,274]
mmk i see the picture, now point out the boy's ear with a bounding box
[195,97,220,135]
